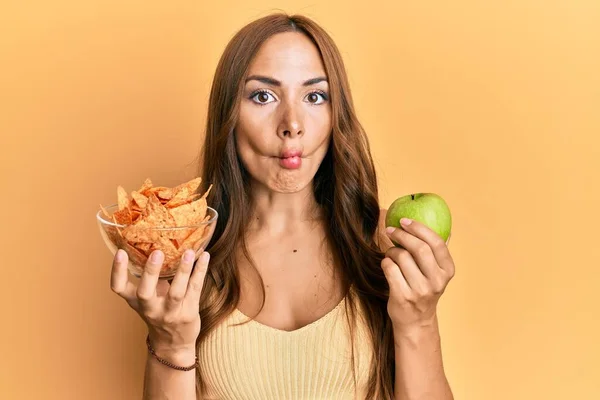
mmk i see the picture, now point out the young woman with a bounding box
[110,13,456,400]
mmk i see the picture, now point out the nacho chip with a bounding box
[121,220,161,243]
[163,177,202,206]
[143,186,170,198]
[125,242,149,266]
[168,227,196,244]
[149,235,180,272]
[113,208,132,225]
[135,242,152,255]
[138,178,153,193]
[131,210,142,223]
[117,186,130,211]
[164,193,202,208]
[120,226,148,243]
[131,191,148,209]
[143,194,177,227]
[157,188,175,200]
[99,204,112,220]
[178,225,209,252]
[168,197,207,227]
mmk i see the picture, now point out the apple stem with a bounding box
[411,194,415,200]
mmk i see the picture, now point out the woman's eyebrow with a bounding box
[245,75,328,86]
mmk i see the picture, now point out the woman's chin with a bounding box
[269,174,313,194]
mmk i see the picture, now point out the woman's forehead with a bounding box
[246,32,327,83]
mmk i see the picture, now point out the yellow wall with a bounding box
[1,1,598,399]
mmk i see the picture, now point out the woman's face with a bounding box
[235,32,332,194]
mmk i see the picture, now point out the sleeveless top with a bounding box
[198,294,374,399]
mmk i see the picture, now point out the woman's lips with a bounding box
[278,149,303,169]
[279,156,302,169]
[280,149,302,158]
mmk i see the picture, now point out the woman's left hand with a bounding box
[381,218,455,333]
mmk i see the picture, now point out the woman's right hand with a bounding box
[110,248,210,357]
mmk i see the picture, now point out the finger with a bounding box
[386,227,439,279]
[386,246,428,291]
[396,218,455,275]
[136,250,164,305]
[381,256,411,296]
[110,250,137,304]
[184,251,210,308]
[166,250,196,307]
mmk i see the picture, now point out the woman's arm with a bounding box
[392,317,453,400]
[142,342,198,400]
[110,249,212,400]
[377,209,454,400]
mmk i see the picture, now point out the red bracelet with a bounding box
[146,335,199,371]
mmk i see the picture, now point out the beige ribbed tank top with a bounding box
[198,294,374,400]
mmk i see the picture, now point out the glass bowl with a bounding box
[96,204,218,279]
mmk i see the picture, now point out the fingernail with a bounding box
[400,218,412,226]
[115,249,125,262]
[200,252,210,263]
[385,227,395,234]
[150,251,163,263]
[183,250,194,262]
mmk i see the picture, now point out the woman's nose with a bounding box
[277,103,304,139]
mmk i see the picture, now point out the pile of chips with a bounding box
[100,177,213,273]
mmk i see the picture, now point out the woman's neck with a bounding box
[246,182,324,236]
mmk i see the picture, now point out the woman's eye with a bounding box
[251,91,276,104]
[304,92,327,105]
[250,90,328,105]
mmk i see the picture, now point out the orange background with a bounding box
[1,1,599,399]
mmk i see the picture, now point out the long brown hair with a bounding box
[196,13,394,399]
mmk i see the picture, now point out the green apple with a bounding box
[385,193,452,242]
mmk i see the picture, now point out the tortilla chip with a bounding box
[142,186,169,197]
[113,208,132,225]
[124,241,148,266]
[121,221,158,243]
[143,194,177,228]
[164,177,202,206]
[178,226,208,252]
[149,236,180,271]
[157,188,175,200]
[137,178,153,193]
[99,204,112,220]
[135,242,152,256]
[168,197,208,227]
[117,186,130,211]
[131,210,142,223]
[131,191,148,209]
[163,193,202,209]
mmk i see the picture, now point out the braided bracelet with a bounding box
[146,335,199,371]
